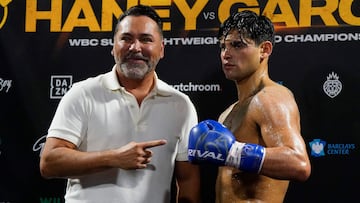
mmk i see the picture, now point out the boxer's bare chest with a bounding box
[222,98,259,143]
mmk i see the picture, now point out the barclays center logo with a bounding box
[0,0,12,29]
[309,139,356,157]
[309,139,326,157]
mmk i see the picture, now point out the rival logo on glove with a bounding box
[188,149,225,161]
[187,120,237,165]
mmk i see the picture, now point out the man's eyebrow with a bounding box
[140,33,154,37]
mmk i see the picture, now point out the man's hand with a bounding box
[113,139,167,170]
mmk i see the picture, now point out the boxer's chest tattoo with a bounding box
[223,100,251,133]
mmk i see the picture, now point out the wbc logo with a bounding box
[323,72,342,98]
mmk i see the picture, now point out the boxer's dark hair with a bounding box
[218,10,275,46]
[115,4,163,37]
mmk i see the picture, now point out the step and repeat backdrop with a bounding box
[1,0,359,202]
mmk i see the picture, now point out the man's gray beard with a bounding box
[120,62,152,79]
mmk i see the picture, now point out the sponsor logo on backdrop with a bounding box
[50,75,73,99]
[323,72,342,98]
[39,197,62,203]
[309,139,326,157]
[0,77,12,93]
[309,138,356,157]
[33,135,46,156]
[172,82,221,92]
[0,0,12,29]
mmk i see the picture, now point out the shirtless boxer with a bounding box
[188,10,311,203]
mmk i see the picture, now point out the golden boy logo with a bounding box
[323,72,342,98]
[0,0,11,29]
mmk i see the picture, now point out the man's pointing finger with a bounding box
[141,139,167,149]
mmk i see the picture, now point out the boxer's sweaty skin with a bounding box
[215,82,294,203]
[215,11,311,203]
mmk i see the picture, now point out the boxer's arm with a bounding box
[175,161,201,203]
[254,87,311,181]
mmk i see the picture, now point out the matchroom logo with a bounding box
[0,0,12,29]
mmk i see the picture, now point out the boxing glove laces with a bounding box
[188,119,265,173]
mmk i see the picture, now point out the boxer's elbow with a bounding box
[294,159,311,182]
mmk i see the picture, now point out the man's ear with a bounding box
[260,41,273,59]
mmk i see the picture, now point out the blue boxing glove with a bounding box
[188,119,266,173]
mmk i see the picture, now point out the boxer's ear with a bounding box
[260,41,273,59]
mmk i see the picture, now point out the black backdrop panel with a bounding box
[1,1,359,202]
